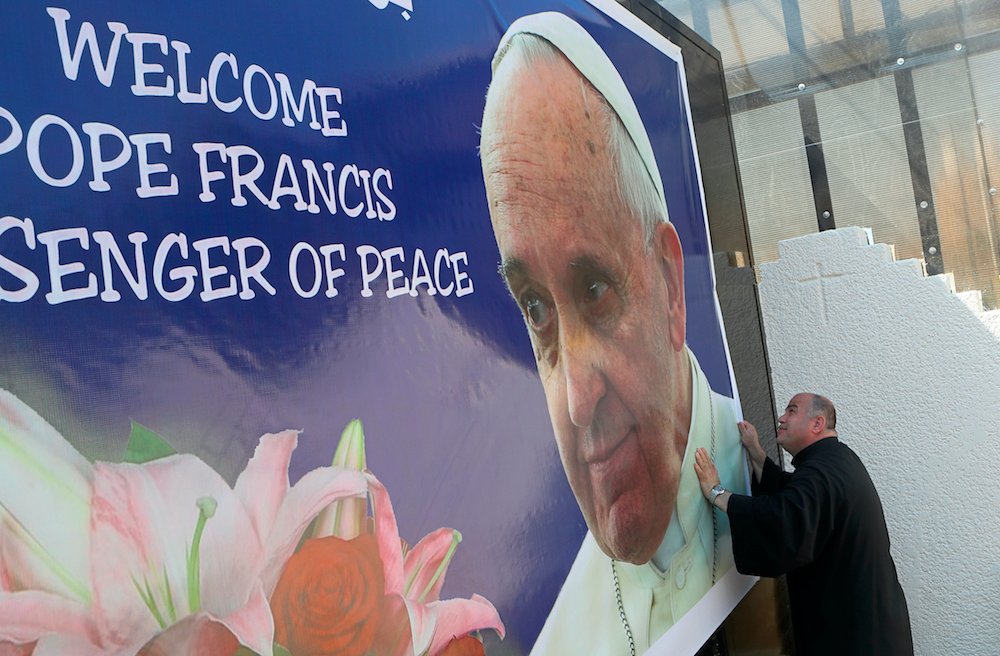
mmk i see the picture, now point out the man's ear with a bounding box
[654,221,686,352]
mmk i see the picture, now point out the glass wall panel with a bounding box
[653,0,1000,301]
[957,0,1000,40]
[655,0,693,31]
[913,59,1000,306]
[732,101,816,264]
[801,1,844,48]
[899,0,951,19]
[814,77,924,262]
[850,0,886,34]
[967,50,1000,305]
[969,50,1000,202]
[706,0,788,68]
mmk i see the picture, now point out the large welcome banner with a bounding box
[0,1,747,654]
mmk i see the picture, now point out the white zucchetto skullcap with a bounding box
[492,11,669,223]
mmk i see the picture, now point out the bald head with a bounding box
[480,43,625,242]
[778,393,839,455]
[480,31,666,244]
[806,394,837,433]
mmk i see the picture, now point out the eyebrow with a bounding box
[568,254,607,275]
[498,258,527,286]
[499,253,612,287]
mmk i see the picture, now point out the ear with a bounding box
[811,414,826,435]
[654,222,686,352]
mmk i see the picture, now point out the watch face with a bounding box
[711,485,725,495]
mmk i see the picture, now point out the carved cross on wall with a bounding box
[797,261,844,323]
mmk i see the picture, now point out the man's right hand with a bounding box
[737,420,767,482]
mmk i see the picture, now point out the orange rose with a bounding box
[270,534,385,656]
[440,635,487,656]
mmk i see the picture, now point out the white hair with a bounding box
[483,32,667,246]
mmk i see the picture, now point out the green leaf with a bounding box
[123,421,177,464]
[272,644,293,656]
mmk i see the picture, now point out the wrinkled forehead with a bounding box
[786,394,811,412]
[480,53,645,261]
[481,53,612,172]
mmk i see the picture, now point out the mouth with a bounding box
[582,428,639,511]
[583,427,634,467]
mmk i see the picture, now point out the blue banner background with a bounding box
[0,1,733,651]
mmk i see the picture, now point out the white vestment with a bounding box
[530,350,744,655]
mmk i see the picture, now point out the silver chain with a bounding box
[611,393,720,654]
[612,560,637,656]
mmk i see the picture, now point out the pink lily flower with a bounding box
[0,389,367,655]
[309,420,505,654]
[367,475,505,655]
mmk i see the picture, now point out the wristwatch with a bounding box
[709,484,727,507]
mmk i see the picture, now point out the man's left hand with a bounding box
[694,447,721,500]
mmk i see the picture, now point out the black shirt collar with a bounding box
[791,435,839,467]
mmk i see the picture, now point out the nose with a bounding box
[560,322,606,429]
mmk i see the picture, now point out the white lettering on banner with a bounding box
[127,32,175,97]
[233,237,277,300]
[45,7,347,135]
[275,74,321,130]
[36,227,99,304]
[171,40,208,104]
[153,234,197,302]
[0,107,24,156]
[193,236,238,302]
[357,245,474,298]
[288,242,347,299]
[0,217,40,303]
[192,142,395,219]
[128,133,178,198]
[82,122,131,192]
[0,10,481,307]
[0,107,178,197]
[0,109,396,219]
[367,0,415,21]
[289,242,324,298]
[26,114,84,187]
[46,7,128,88]
[93,230,149,301]
[8,9,400,223]
[1,221,475,303]
[0,220,277,304]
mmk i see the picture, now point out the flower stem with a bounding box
[187,496,217,614]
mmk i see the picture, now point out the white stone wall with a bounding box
[756,227,1000,656]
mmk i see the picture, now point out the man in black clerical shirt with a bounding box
[694,393,913,656]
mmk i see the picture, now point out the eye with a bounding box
[585,279,609,302]
[523,294,552,329]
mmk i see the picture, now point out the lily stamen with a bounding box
[417,530,462,603]
[132,574,169,630]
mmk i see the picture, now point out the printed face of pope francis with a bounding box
[480,52,692,565]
